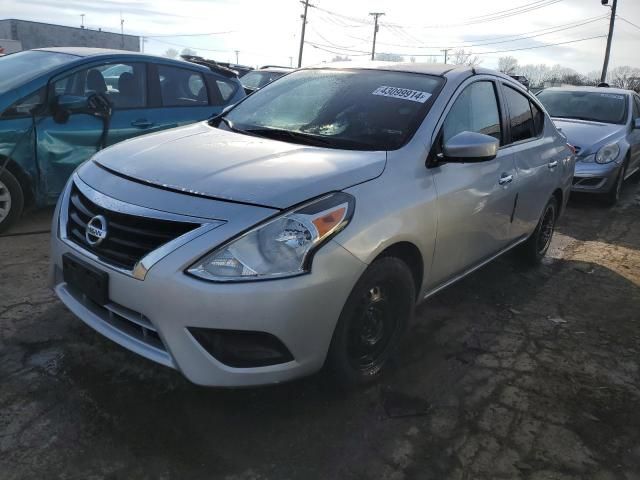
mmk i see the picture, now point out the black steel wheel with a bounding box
[518,196,558,266]
[327,257,415,387]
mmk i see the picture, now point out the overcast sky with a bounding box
[2,0,640,73]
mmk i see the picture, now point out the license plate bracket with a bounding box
[63,253,109,306]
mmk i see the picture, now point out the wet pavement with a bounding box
[1,181,639,479]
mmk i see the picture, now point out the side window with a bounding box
[633,96,640,119]
[531,101,545,137]
[442,81,502,144]
[0,88,46,119]
[504,86,535,143]
[157,65,208,106]
[52,62,147,109]
[217,79,237,102]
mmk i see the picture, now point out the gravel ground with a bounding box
[1,180,639,480]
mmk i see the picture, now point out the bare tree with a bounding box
[375,52,405,62]
[609,66,640,91]
[181,48,198,57]
[450,49,481,67]
[163,48,179,59]
[498,56,518,75]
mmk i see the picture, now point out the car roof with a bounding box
[34,47,151,57]
[304,61,515,82]
[33,47,212,72]
[542,86,632,96]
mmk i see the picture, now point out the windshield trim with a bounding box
[219,68,447,152]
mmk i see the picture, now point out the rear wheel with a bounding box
[0,169,24,234]
[326,257,415,387]
[518,196,558,266]
[603,161,626,206]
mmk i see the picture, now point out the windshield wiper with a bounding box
[555,115,600,122]
[243,128,334,147]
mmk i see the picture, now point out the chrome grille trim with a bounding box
[59,174,226,280]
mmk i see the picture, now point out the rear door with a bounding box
[501,82,562,239]
[36,60,151,200]
[429,78,519,285]
[147,63,239,129]
[628,95,640,175]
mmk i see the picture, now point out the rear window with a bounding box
[537,90,628,124]
[0,50,76,93]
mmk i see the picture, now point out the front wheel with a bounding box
[0,169,24,234]
[518,196,558,266]
[603,161,626,206]
[326,257,416,387]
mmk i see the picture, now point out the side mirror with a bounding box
[634,118,640,130]
[53,95,90,124]
[56,95,90,112]
[442,131,499,162]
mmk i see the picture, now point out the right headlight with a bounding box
[595,143,620,164]
[187,192,355,282]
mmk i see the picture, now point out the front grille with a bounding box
[67,183,199,270]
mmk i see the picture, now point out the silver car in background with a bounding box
[537,86,640,205]
[50,63,574,387]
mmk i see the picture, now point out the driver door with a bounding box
[429,79,519,286]
[36,61,150,201]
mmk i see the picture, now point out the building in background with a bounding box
[0,19,139,52]
[0,38,22,54]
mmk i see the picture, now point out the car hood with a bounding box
[552,118,626,155]
[92,122,386,209]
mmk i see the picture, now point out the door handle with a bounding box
[499,174,513,186]
[548,160,559,169]
[131,119,155,128]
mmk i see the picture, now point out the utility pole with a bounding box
[369,12,385,61]
[297,0,310,68]
[120,12,125,49]
[441,48,451,64]
[234,50,240,64]
[80,14,85,29]
[600,0,618,84]
[289,56,293,67]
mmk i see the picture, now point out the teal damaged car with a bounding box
[0,48,245,231]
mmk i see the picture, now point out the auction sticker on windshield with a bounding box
[372,86,432,103]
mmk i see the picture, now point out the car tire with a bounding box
[603,160,627,206]
[518,196,558,266]
[326,256,415,388]
[0,169,24,234]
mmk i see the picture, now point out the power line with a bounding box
[305,34,606,58]
[312,0,563,29]
[382,0,563,28]
[473,34,606,56]
[346,15,607,50]
[617,16,640,32]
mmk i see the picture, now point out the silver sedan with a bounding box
[538,86,640,205]
[50,63,574,387]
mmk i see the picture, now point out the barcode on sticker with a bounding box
[372,86,432,103]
